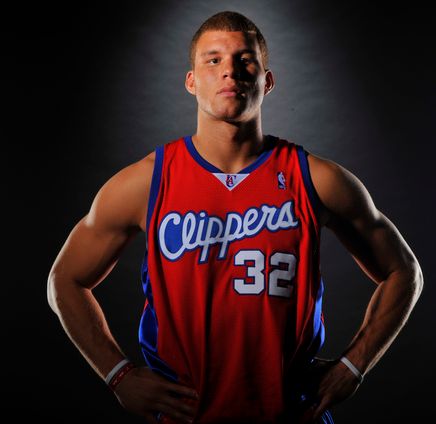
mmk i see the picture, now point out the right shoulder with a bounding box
[85,151,156,233]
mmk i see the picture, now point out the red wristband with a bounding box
[108,361,135,390]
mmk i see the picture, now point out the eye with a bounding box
[240,56,256,65]
[208,58,220,64]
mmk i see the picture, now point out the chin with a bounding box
[210,108,247,122]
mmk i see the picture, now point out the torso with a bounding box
[138,135,327,423]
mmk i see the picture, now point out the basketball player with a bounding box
[47,11,423,424]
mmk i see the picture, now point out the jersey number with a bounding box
[233,250,296,298]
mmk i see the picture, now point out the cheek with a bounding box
[250,76,266,101]
[195,74,216,98]
[255,74,265,91]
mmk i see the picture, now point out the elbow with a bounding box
[47,267,90,315]
[413,261,424,298]
[403,259,424,303]
[47,270,59,314]
[47,268,70,316]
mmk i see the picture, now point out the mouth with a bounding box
[217,86,244,97]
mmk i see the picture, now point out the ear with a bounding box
[264,70,275,95]
[185,70,196,95]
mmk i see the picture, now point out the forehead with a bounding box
[195,30,260,57]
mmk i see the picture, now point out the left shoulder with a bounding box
[306,153,381,228]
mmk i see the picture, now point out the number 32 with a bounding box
[233,250,296,298]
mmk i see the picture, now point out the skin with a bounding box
[47,29,423,423]
[185,30,274,173]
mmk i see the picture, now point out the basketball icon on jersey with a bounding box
[277,171,286,189]
[226,174,236,187]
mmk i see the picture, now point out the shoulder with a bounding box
[100,151,155,199]
[306,152,380,227]
[86,151,156,233]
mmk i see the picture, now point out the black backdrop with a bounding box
[5,1,435,422]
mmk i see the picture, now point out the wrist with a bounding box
[105,359,135,390]
[339,356,364,384]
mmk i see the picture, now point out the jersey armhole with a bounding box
[146,145,165,238]
[296,145,324,223]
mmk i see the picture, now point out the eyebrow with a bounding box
[200,50,220,57]
[200,49,257,57]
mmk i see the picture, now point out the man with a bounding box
[47,11,423,424]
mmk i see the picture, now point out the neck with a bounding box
[192,112,266,174]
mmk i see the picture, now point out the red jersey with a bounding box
[139,135,326,423]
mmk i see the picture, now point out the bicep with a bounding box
[51,215,136,290]
[309,154,417,284]
[327,209,414,284]
[50,156,154,289]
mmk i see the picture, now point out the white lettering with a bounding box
[158,201,299,262]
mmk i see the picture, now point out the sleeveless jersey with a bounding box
[139,135,327,424]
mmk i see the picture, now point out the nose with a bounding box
[222,58,240,80]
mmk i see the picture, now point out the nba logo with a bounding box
[277,171,286,189]
[226,175,236,188]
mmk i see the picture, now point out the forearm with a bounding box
[48,276,126,379]
[342,265,423,376]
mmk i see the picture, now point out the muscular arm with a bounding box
[48,153,198,424]
[304,154,423,419]
[47,154,154,377]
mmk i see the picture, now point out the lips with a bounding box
[217,86,243,96]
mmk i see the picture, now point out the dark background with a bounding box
[5,1,435,422]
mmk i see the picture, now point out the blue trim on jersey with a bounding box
[138,298,179,382]
[296,145,322,218]
[321,409,334,424]
[304,277,326,361]
[184,136,221,172]
[146,145,164,235]
[183,135,276,174]
[241,136,276,173]
[138,268,179,381]
[139,144,179,383]
[312,277,325,349]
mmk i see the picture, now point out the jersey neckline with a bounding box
[183,135,277,175]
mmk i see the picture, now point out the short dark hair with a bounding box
[189,11,269,69]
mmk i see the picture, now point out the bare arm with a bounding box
[47,155,152,377]
[47,153,198,423]
[303,154,423,420]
